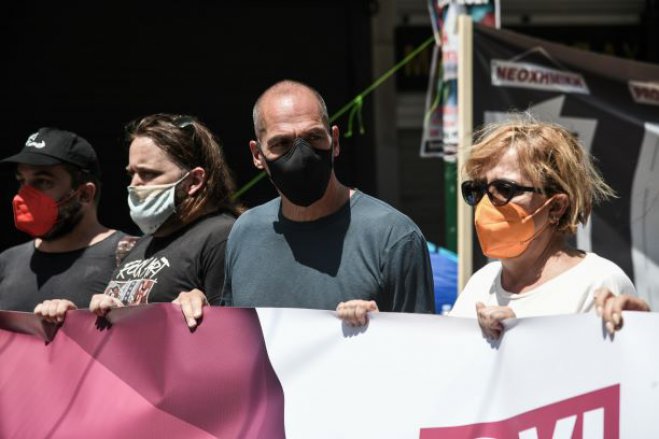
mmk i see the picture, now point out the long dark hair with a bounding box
[125,113,243,220]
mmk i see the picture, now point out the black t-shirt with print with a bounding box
[103,212,235,306]
[0,231,130,312]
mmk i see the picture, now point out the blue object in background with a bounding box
[427,242,458,314]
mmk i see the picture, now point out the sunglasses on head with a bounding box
[461,179,542,207]
[173,115,196,130]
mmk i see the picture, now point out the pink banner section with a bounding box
[0,305,285,438]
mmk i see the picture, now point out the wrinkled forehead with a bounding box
[258,91,327,138]
[128,136,183,170]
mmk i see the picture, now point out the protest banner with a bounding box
[1,305,658,438]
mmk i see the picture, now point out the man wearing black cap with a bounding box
[0,127,134,320]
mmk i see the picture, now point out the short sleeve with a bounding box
[381,231,435,313]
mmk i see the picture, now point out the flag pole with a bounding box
[457,14,474,292]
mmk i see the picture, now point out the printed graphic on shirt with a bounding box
[104,257,170,304]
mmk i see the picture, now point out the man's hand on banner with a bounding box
[33,299,77,324]
[594,289,651,334]
[89,294,124,316]
[173,289,208,329]
[475,302,516,340]
[336,300,379,327]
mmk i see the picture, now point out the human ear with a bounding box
[187,167,206,196]
[331,126,340,158]
[548,193,569,223]
[249,140,266,170]
[79,182,96,204]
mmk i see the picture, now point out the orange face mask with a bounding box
[474,195,554,259]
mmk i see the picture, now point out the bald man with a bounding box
[222,80,435,325]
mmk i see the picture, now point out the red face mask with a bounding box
[12,185,71,238]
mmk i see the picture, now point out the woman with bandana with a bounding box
[450,119,650,339]
[88,114,242,328]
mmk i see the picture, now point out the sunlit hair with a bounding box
[252,80,330,140]
[464,115,615,235]
[125,114,243,221]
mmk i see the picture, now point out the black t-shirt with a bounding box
[103,212,235,305]
[0,231,129,312]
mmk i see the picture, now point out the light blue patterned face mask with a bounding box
[127,172,189,235]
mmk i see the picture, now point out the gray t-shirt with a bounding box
[223,191,435,313]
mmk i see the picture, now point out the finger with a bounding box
[367,301,379,312]
[99,297,122,315]
[486,318,504,340]
[349,306,358,327]
[347,305,361,327]
[37,301,55,323]
[602,296,617,334]
[55,300,75,323]
[355,306,368,326]
[336,302,354,325]
[475,302,486,319]
[480,321,499,340]
[593,288,613,316]
[191,296,204,319]
[477,311,491,334]
[89,295,102,314]
[608,296,630,330]
[33,302,44,316]
[46,301,61,321]
[336,305,349,323]
[179,298,198,328]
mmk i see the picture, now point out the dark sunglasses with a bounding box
[461,179,542,206]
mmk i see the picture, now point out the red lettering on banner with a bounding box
[495,65,508,81]
[506,67,516,81]
[631,85,659,103]
[491,59,589,93]
[518,68,529,81]
[496,66,582,88]
[420,385,619,439]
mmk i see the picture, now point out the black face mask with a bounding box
[41,191,84,241]
[265,137,333,207]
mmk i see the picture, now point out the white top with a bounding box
[450,252,636,318]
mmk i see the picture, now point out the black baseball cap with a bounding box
[0,127,101,177]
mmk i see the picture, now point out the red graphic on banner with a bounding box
[420,385,619,439]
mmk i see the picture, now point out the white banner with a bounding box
[258,309,659,438]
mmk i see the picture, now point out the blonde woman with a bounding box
[450,119,649,339]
